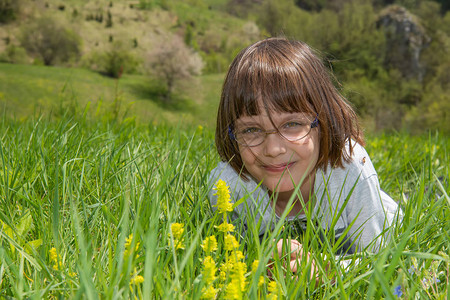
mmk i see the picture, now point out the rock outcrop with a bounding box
[376,5,430,82]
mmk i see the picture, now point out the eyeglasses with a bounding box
[229,116,319,147]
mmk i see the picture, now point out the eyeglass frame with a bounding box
[228,115,319,147]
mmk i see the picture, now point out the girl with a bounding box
[209,37,401,263]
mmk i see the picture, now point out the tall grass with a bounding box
[0,113,448,299]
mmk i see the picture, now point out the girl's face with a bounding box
[236,110,320,194]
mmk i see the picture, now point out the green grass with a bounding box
[0,110,448,298]
[0,63,223,126]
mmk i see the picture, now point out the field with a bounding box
[0,109,448,298]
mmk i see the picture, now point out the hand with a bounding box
[274,239,319,281]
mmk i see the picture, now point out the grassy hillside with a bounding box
[0,0,254,68]
[0,62,224,126]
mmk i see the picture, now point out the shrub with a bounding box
[20,16,81,66]
[82,42,140,78]
[0,44,29,64]
[101,47,139,78]
[147,34,204,100]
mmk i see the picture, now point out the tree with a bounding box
[20,16,81,66]
[147,34,204,100]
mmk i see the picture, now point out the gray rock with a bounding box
[376,5,431,82]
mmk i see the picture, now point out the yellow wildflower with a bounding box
[215,222,235,233]
[219,260,234,282]
[169,223,185,250]
[268,281,280,300]
[49,247,58,262]
[125,234,133,248]
[232,261,247,291]
[214,180,233,214]
[201,236,218,254]
[201,285,217,299]
[49,247,62,270]
[203,256,217,283]
[251,260,264,287]
[130,275,144,285]
[224,234,239,251]
[225,280,242,300]
[251,260,259,273]
[124,234,140,257]
[170,223,184,240]
[224,260,247,300]
[229,250,245,263]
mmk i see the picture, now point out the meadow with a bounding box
[0,109,448,299]
[0,62,224,127]
[1,0,449,297]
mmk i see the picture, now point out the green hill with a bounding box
[0,62,224,126]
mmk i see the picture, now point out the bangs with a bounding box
[225,41,316,123]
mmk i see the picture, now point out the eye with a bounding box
[240,127,262,134]
[282,121,303,129]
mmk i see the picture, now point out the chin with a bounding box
[264,180,295,193]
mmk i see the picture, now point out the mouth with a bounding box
[262,161,296,173]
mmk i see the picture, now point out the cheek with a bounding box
[239,147,256,165]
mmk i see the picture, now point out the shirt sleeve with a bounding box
[344,174,400,252]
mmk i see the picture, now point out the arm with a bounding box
[344,174,399,252]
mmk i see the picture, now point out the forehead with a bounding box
[233,97,312,121]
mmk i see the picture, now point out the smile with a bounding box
[262,162,296,173]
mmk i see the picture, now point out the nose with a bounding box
[262,130,286,157]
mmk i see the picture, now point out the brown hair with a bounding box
[215,37,364,178]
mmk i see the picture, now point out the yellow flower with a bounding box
[130,275,144,285]
[170,223,184,240]
[201,285,217,299]
[49,247,62,270]
[201,236,218,254]
[232,261,247,291]
[220,260,234,282]
[214,180,233,214]
[229,250,244,263]
[251,260,259,272]
[215,222,235,233]
[125,234,133,248]
[225,280,242,300]
[49,247,58,262]
[169,223,185,250]
[268,281,280,300]
[124,234,140,257]
[251,260,264,287]
[203,256,217,283]
[224,234,239,251]
[225,261,247,300]
[173,240,185,250]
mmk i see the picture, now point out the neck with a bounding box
[270,173,315,217]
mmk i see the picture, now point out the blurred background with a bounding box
[0,0,448,133]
